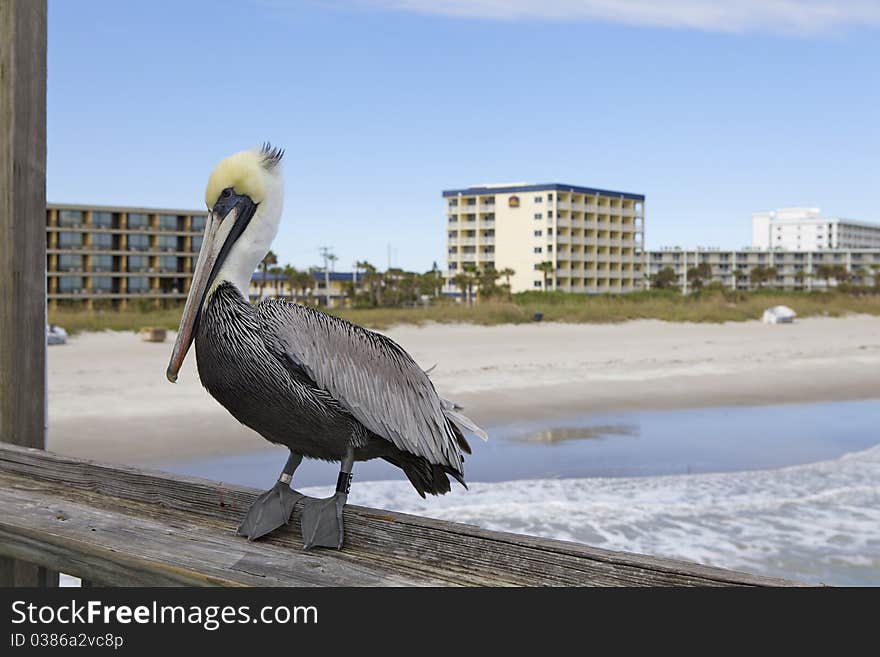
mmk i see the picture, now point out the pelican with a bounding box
[166,144,486,549]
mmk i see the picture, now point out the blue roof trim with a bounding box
[251,271,359,282]
[442,183,645,201]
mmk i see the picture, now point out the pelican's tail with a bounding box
[441,398,489,442]
[383,450,465,498]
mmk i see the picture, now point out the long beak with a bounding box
[166,212,221,383]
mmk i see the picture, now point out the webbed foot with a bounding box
[300,492,347,550]
[237,481,305,541]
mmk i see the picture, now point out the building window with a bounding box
[92,211,113,228]
[58,232,83,249]
[159,214,179,231]
[547,245,553,253]
[128,255,148,271]
[58,210,84,227]
[128,234,149,251]
[534,230,542,237]
[91,255,112,271]
[533,281,542,288]
[157,235,178,252]
[548,228,553,236]
[127,213,149,229]
[548,210,553,219]
[91,276,113,292]
[158,255,177,272]
[91,232,113,250]
[533,247,542,254]
[191,215,207,231]
[58,276,83,293]
[58,254,83,271]
[547,194,553,201]
[192,236,203,251]
[534,213,542,220]
[128,277,149,293]
[534,196,543,203]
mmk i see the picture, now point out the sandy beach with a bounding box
[47,316,880,466]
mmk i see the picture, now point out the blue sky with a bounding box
[47,1,879,272]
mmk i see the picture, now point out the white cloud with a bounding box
[353,0,880,35]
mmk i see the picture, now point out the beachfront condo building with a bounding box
[46,203,208,308]
[443,183,645,295]
[645,247,880,292]
[752,207,880,251]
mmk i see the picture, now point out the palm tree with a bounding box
[686,262,713,290]
[260,250,278,297]
[536,261,554,292]
[814,264,833,288]
[499,267,515,299]
[871,264,880,289]
[268,266,283,297]
[650,266,676,290]
[431,261,442,298]
[357,261,382,307]
[749,265,767,290]
[292,270,313,303]
[477,267,501,300]
[461,264,478,304]
[282,264,298,298]
[452,272,471,304]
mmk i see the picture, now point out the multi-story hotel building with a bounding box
[752,207,880,251]
[46,203,208,308]
[646,247,880,292]
[443,183,645,295]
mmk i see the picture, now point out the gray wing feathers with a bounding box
[441,398,488,442]
[258,301,484,471]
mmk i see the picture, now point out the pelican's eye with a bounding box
[213,187,238,219]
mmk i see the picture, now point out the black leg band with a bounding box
[336,471,353,495]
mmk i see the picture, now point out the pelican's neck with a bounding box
[215,186,283,301]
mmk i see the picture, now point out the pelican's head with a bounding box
[166,143,284,383]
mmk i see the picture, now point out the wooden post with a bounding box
[0,0,56,586]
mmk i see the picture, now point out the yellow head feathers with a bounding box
[204,143,284,209]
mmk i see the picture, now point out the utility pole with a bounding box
[319,246,334,308]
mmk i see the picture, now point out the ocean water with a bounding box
[157,400,880,586]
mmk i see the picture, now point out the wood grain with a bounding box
[0,0,56,587]
[0,443,801,586]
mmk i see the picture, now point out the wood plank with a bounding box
[0,481,443,586]
[0,443,801,586]
[0,0,56,587]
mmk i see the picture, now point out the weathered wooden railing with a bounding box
[0,442,800,586]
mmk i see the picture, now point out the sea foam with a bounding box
[304,443,880,585]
